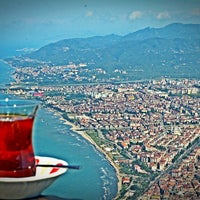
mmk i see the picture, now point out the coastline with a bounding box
[53,111,122,199]
[64,120,122,199]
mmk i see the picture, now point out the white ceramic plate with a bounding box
[0,156,68,199]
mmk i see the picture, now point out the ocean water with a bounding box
[0,60,14,86]
[0,60,118,200]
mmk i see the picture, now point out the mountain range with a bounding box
[6,23,200,79]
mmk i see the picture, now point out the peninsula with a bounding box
[2,23,200,199]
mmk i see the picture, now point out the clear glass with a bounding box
[0,99,39,177]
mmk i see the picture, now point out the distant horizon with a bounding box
[13,22,199,48]
[2,22,200,59]
[1,0,200,58]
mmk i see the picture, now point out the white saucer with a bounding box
[0,156,68,199]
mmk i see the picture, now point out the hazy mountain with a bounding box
[6,23,200,78]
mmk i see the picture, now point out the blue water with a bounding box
[0,60,118,200]
[0,60,14,86]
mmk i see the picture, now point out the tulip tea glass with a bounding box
[0,99,39,178]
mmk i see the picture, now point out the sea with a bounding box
[0,60,118,200]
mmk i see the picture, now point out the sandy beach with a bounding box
[54,111,122,199]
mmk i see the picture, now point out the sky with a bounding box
[0,0,200,57]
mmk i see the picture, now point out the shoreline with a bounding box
[51,109,122,199]
[64,120,122,197]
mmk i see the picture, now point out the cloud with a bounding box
[192,8,200,15]
[157,11,170,19]
[129,11,142,20]
[86,10,93,17]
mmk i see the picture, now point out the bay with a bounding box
[0,60,118,200]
